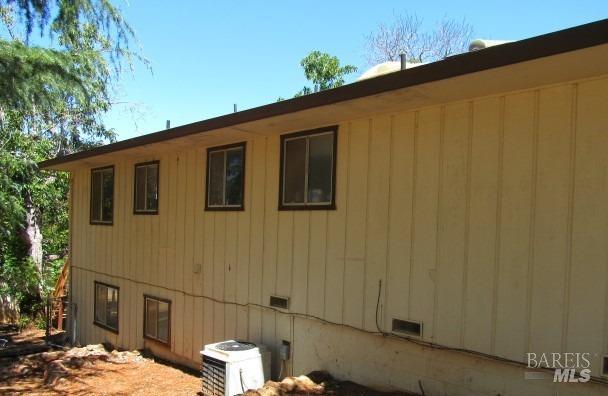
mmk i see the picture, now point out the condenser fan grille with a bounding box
[215,340,256,351]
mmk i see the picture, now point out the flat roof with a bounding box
[40,18,608,169]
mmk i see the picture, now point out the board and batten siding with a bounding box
[70,75,608,392]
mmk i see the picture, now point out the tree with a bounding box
[0,0,144,318]
[294,51,357,97]
[365,12,474,64]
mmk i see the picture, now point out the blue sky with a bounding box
[107,0,608,140]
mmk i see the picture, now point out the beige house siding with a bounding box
[69,75,608,394]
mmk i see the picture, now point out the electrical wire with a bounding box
[72,265,608,385]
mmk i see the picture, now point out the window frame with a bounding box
[133,160,160,215]
[278,126,338,210]
[204,142,247,211]
[93,281,119,334]
[143,294,172,346]
[90,165,115,225]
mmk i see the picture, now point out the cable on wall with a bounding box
[71,265,608,385]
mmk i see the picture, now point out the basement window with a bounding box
[279,126,337,210]
[144,295,171,344]
[94,281,119,333]
[90,166,114,225]
[205,142,246,210]
[134,161,159,214]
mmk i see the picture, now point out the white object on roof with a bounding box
[468,39,513,52]
[357,60,425,81]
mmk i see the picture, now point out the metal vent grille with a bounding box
[201,355,226,395]
[392,318,422,337]
[269,295,289,309]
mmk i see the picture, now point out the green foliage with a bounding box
[0,0,142,318]
[295,51,357,96]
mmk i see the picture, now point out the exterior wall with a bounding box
[69,75,608,395]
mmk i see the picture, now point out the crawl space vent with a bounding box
[269,296,289,309]
[603,355,608,377]
[392,318,422,337]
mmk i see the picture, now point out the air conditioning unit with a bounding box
[200,340,270,396]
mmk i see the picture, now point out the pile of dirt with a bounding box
[243,371,418,396]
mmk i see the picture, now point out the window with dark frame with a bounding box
[144,295,170,344]
[90,166,114,224]
[205,142,246,210]
[94,282,119,332]
[134,161,159,214]
[279,127,337,209]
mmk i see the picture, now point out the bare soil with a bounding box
[0,325,200,395]
[0,325,417,396]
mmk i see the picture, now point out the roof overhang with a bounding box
[40,19,608,171]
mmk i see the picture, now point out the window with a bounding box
[134,161,159,214]
[144,295,171,344]
[279,127,337,209]
[205,142,246,210]
[94,282,119,332]
[90,166,114,224]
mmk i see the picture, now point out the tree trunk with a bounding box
[20,190,43,293]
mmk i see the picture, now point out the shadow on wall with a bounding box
[0,293,19,324]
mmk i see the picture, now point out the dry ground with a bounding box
[0,325,200,395]
[0,325,417,396]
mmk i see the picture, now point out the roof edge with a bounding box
[40,18,608,169]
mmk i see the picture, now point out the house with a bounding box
[40,19,608,396]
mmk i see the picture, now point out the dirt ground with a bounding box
[0,325,200,395]
[0,325,417,396]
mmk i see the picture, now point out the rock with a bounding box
[14,364,30,375]
[41,351,63,362]
[256,385,284,396]
[277,375,324,394]
[44,360,69,385]
[65,357,85,368]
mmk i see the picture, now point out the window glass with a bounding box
[307,133,333,203]
[283,138,307,204]
[91,167,113,223]
[146,164,159,211]
[208,151,225,206]
[91,171,102,222]
[102,170,113,222]
[146,299,158,338]
[135,166,147,211]
[95,284,106,324]
[94,282,118,331]
[157,301,169,342]
[280,129,335,208]
[206,143,246,209]
[225,148,244,206]
[145,297,170,343]
[106,287,118,330]
[134,163,159,213]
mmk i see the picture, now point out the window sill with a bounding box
[278,203,336,211]
[90,221,114,226]
[204,206,245,212]
[144,335,171,347]
[133,210,158,215]
[93,321,119,334]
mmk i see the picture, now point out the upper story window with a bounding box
[205,142,246,210]
[90,166,114,224]
[134,161,159,214]
[279,126,337,210]
[94,281,119,333]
